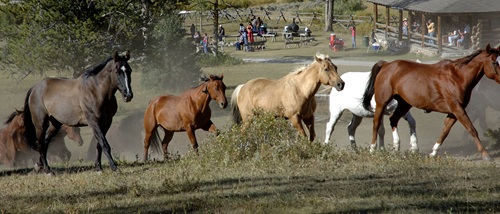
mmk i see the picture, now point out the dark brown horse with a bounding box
[362,44,500,161]
[0,111,83,167]
[143,74,227,161]
[23,51,133,174]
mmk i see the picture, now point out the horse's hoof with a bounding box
[46,172,55,176]
[482,155,494,162]
[33,163,42,173]
[96,171,103,175]
[410,148,419,154]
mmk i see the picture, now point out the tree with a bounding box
[325,0,334,32]
[0,0,188,79]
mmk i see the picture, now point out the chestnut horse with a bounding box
[23,51,133,174]
[362,44,500,161]
[143,74,227,161]
[231,53,345,141]
[0,110,83,167]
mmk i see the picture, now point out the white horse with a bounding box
[324,71,418,151]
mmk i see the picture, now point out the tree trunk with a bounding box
[213,0,219,55]
[324,0,334,32]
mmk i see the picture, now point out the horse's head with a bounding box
[112,50,133,102]
[314,53,345,91]
[483,44,500,84]
[4,110,24,127]
[61,125,84,147]
[203,74,227,109]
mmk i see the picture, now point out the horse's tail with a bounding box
[22,87,38,151]
[231,84,244,124]
[149,128,163,156]
[362,60,386,112]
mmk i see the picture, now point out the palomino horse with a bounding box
[23,51,133,174]
[0,110,83,167]
[231,53,345,141]
[362,44,500,161]
[143,74,227,161]
[324,71,418,151]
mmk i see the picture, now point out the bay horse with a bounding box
[143,74,227,161]
[231,53,345,141]
[23,51,133,174]
[362,44,500,161]
[324,71,418,151]
[0,110,83,167]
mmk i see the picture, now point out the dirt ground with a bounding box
[73,60,500,164]
[8,58,499,168]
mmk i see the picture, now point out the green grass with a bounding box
[1,7,498,213]
[1,111,499,213]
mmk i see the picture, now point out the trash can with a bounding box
[329,34,336,48]
[363,36,369,47]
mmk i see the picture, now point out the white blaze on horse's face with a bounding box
[117,62,133,102]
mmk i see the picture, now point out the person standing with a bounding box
[402,18,408,36]
[350,25,356,49]
[426,19,435,44]
[202,33,209,54]
[190,24,196,38]
[218,25,225,42]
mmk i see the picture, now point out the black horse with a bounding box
[23,51,133,174]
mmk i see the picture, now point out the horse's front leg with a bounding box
[88,118,116,172]
[202,120,219,135]
[290,115,307,139]
[185,125,199,153]
[303,115,315,141]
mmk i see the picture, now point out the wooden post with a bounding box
[437,15,442,52]
[385,6,389,38]
[374,4,378,30]
[408,12,412,44]
[421,13,426,47]
[398,9,403,41]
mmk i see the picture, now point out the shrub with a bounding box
[195,51,243,67]
[197,110,333,165]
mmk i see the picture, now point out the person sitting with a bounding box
[448,30,459,46]
[456,29,470,49]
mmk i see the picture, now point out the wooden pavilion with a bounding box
[367,0,500,54]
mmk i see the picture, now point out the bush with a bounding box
[197,110,333,165]
[195,51,243,67]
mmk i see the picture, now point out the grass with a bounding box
[1,111,500,213]
[1,7,498,213]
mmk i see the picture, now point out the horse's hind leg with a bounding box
[402,112,418,153]
[161,129,174,160]
[33,117,52,174]
[431,114,457,158]
[347,115,362,150]
[388,101,411,152]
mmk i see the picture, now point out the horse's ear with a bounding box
[113,51,119,61]
[314,55,321,62]
[125,50,131,61]
[220,73,224,79]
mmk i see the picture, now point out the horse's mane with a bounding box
[289,53,332,76]
[453,49,483,68]
[4,110,21,125]
[200,74,222,82]
[83,57,113,77]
